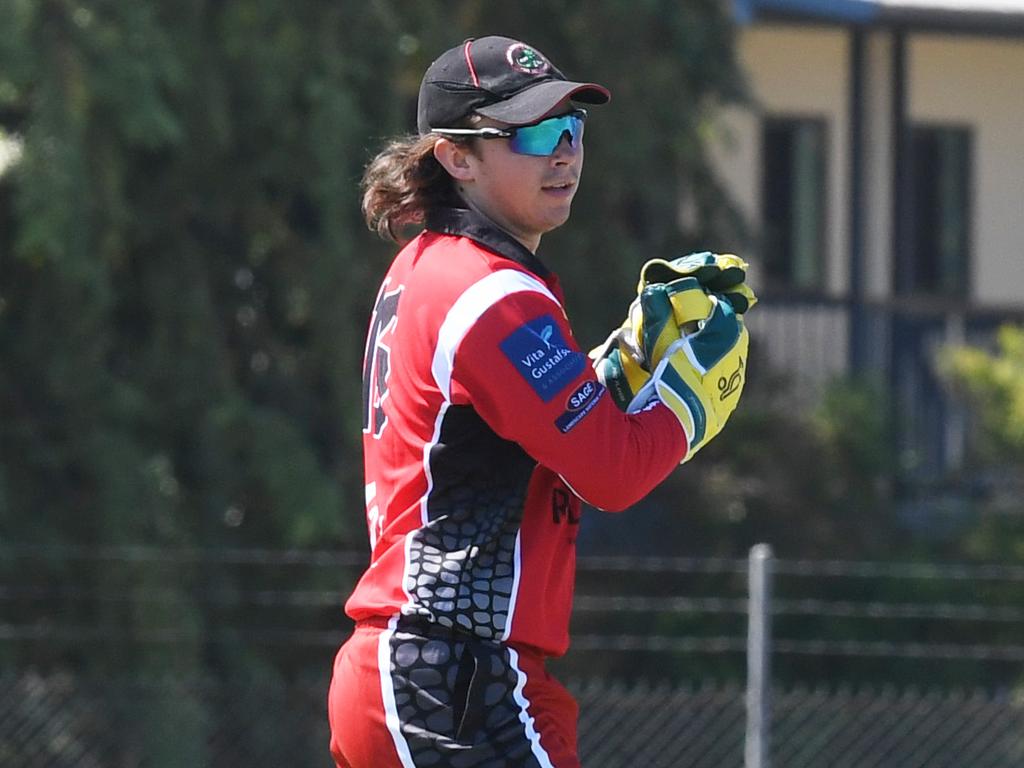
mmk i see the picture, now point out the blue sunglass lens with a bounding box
[508,113,585,156]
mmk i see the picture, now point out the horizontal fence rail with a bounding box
[7,544,1023,579]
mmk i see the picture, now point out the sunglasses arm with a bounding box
[429,127,513,139]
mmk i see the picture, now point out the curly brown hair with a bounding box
[361,133,471,243]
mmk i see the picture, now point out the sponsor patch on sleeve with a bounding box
[500,315,587,402]
[555,380,606,433]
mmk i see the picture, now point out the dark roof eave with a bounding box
[736,0,1024,36]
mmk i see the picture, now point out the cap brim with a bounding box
[475,80,611,126]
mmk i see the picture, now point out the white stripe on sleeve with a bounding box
[431,269,558,402]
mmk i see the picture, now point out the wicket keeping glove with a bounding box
[639,251,758,314]
[591,277,714,409]
[590,327,649,410]
[592,251,756,412]
[630,284,749,462]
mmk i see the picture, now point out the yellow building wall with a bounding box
[711,26,1024,309]
[710,24,850,295]
[909,35,1024,306]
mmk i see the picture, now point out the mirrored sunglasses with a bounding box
[431,109,587,157]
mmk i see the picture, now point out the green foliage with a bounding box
[942,324,1024,463]
[940,324,1024,570]
[619,369,901,562]
[1,1,385,558]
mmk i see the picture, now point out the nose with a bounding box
[551,130,581,162]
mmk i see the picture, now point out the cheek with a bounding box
[487,163,538,202]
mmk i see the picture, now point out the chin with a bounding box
[546,205,574,230]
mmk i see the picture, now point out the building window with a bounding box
[761,117,828,291]
[909,125,971,296]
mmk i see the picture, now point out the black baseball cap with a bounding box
[417,36,611,135]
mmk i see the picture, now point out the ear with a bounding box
[433,138,476,182]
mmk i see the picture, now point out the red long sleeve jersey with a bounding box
[346,208,687,657]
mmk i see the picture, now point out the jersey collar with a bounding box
[425,207,551,279]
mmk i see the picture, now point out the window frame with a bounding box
[905,121,973,299]
[759,113,831,296]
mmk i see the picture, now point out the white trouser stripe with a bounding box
[378,616,417,768]
[509,647,557,768]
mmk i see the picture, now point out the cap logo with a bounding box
[506,43,549,75]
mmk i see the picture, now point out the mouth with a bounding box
[542,179,576,193]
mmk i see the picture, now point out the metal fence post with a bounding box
[745,543,774,768]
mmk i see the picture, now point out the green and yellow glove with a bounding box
[590,329,649,410]
[630,284,749,462]
[591,277,714,409]
[592,251,756,414]
[639,251,758,314]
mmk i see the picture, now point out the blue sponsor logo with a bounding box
[555,380,605,433]
[500,315,586,402]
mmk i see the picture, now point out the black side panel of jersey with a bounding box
[403,405,537,639]
[428,405,537,503]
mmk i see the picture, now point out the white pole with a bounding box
[745,543,774,768]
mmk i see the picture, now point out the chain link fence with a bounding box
[2,545,1023,767]
[0,672,329,768]
[3,672,1021,767]
[575,679,1024,768]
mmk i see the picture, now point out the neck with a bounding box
[461,196,541,254]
